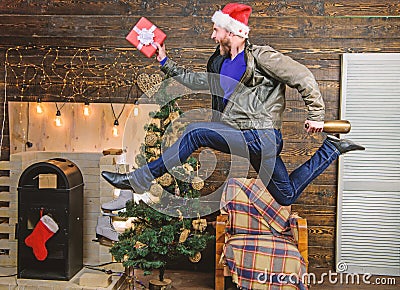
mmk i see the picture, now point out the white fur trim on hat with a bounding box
[212,10,250,38]
[41,215,59,233]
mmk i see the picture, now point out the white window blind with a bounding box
[337,53,400,276]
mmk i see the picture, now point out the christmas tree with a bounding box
[110,76,213,281]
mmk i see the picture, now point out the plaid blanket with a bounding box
[220,178,308,290]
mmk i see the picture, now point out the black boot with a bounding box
[326,135,365,154]
[101,171,134,190]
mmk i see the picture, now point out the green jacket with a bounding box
[161,42,324,130]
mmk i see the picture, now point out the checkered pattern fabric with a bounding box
[220,178,308,290]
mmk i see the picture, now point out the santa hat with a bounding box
[211,3,252,38]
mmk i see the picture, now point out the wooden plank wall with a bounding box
[0,0,399,273]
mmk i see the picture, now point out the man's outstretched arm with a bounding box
[155,42,209,91]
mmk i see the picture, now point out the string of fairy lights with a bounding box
[3,45,151,139]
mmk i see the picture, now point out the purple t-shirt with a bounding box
[220,50,246,105]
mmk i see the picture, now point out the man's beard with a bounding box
[219,37,231,56]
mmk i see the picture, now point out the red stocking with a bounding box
[25,215,59,261]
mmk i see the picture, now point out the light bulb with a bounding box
[83,102,91,116]
[112,119,119,137]
[36,98,43,114]
[55,110,62,127]
[133,106,139,116]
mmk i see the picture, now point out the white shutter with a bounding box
[337,53,400,276]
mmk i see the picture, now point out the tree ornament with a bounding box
[157,173,173,187]
[189,252,202,263]
[149,183,164,197]
[191,176,204,190]
[134,241,147,249]
[192,218,208,232]
[145,133,159,147]
[179,229,190,243]
[136,73,162,97]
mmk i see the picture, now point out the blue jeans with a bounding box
[130,122,340,205]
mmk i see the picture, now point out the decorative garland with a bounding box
[3,45,154,103]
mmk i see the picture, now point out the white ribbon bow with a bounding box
[134,25,157,50]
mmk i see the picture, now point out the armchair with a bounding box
[215,178,308,290]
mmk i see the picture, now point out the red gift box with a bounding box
[126,17,166,58]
